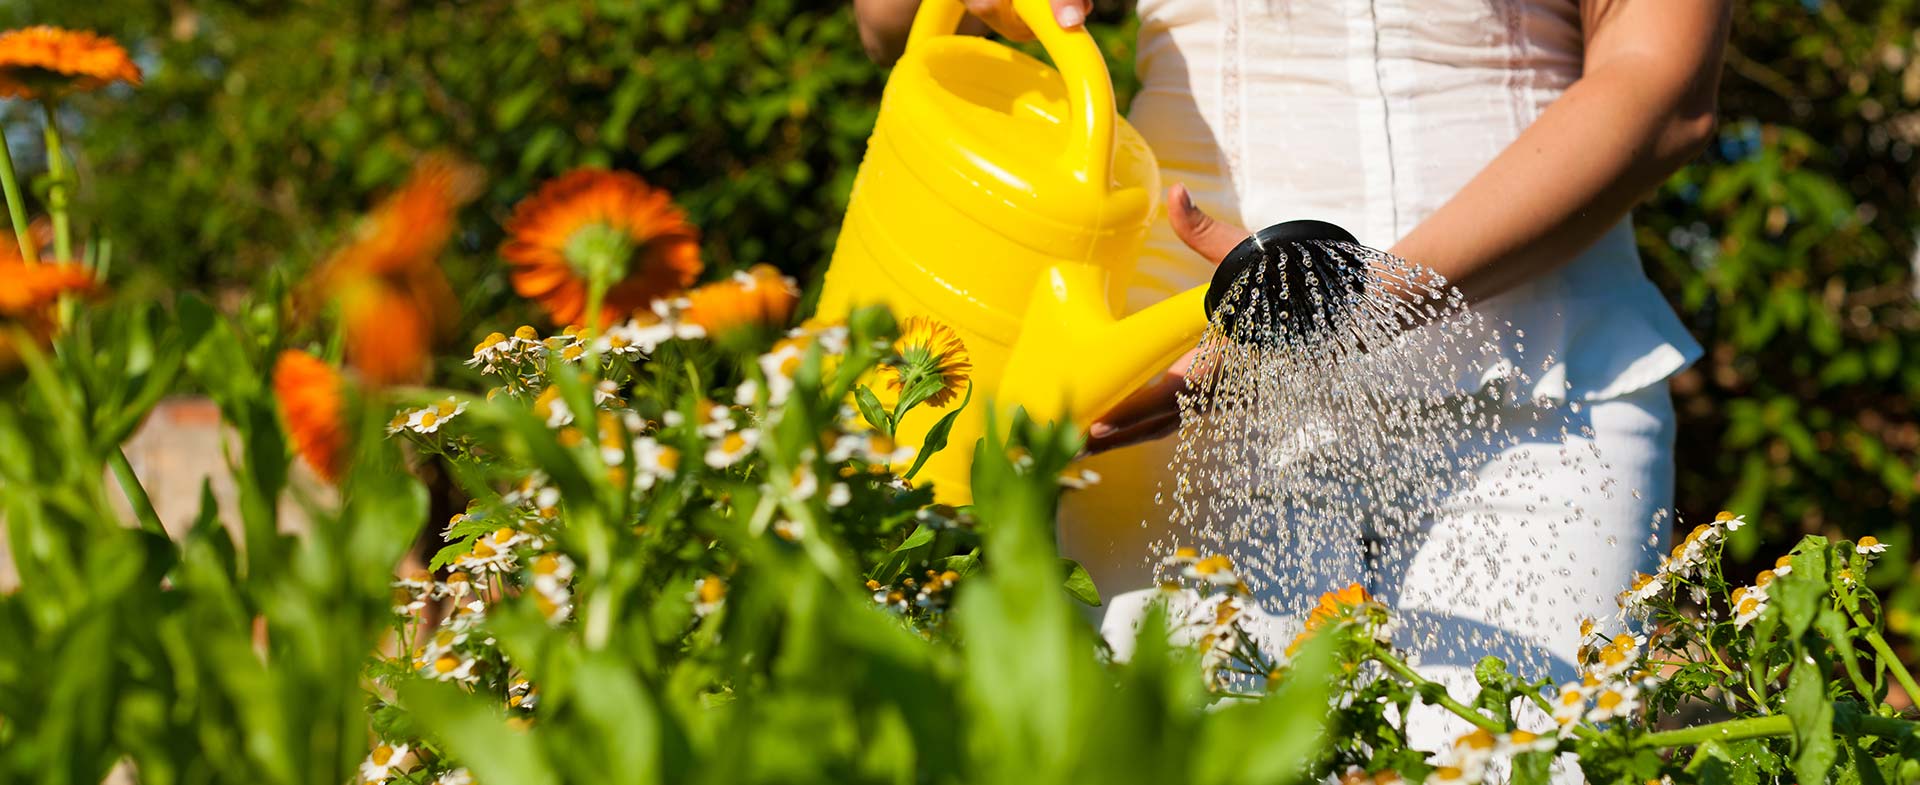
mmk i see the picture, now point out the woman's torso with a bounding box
[1121,0,1702,402]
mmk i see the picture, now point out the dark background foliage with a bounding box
[2,0,1913,610]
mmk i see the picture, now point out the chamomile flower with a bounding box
[1585,682,1641,723]
[1057,467,1102,489]
[825,482,851,508]
[826,430,915,466]
[1713,510,1746,531]
[633,437,681,489]
[1733,590,1768,628]
[406,397,469,434]
[434,768,474,785]
[1618,572,1665,613]
[1856,536,1886,556]
[427,653,479,683]
[358,742,411,783]
[1498,729,1559,755]
[1771,554,1794,577]
[692,575,726,617]
[1551,680,1590,726]
[704,429,759,469]
[772,518,805,541]
[784,463,819,501]
[1183,554,1243,589]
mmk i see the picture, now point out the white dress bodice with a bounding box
[1122,0,1702,400]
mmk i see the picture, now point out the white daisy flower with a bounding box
[825,431,915,466]
[1497,729,1559,755]
[772,519,805,541]
[1731,586,1768,628]
[426,653,479,683]
[825,482,851,508]
[704,429,760,469]
[633,437,681,489]
[1551,680,1590,727]
[785,464,819,501]
[1585,682,1641,723]
[692,576,726,617]
[435,768,474,785]
[358,742,411,784]
[1855,536,1886,556]
[1714,510,1746,531]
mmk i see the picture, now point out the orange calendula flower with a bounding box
[682,264,799,336]
[882,316,972,408]
[1305,583,1375,632]
[0,26,142,99]
[502,169,703,327]
[306,155,480,386]
[273,350,349,483]
[0,236,94,372]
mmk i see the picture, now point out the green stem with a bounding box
[40,102,73,262]
[0,128,36,263]
[1862,628,1920,707]
[1371,647,1505,734]
[1635,711,1919,749]
[109,447,166,536]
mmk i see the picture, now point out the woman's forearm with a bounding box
[1388,1,1729,303]
[855,0,924,64]
[1389,64,1716,303]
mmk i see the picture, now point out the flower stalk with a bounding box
[39,101,72,262]
[0,128,35,264]
[109,447,166,536]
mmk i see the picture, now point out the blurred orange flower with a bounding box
[273,349,348,483]
[0,229,94,373]
[0,26,142,99]
[683,264,799,336]
[306,155,480,386]
[502,169,702,327]
[1305,583,1375,632]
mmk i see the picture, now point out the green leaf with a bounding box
[1059,558,1101,606]
[854,385,891,436]
[1785,643,1838,785]
[905,383,971,480]
[394,679,558,785]
[889,373,949,423]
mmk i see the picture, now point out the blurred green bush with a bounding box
[1,0,1912,601]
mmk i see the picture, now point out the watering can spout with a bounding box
[1000,263,1213,427]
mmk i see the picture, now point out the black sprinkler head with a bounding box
[1203,219,1369,339]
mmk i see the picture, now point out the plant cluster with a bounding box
[0,19,1915,785]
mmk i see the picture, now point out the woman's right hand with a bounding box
[960,0,1092,41]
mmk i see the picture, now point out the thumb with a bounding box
[1051,0,1089,28]
[1168,182,1248,265]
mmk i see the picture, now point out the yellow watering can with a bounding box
[814,0,1213,503]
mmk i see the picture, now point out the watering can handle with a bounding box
[905,0,1118,188]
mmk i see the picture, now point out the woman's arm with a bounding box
[1086,0,1732,452]
[1386,0,1731,302]
[853,0,1090,65]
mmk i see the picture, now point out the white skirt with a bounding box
[1070,382,1677,752]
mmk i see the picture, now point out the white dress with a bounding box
[1058,0,1704,750]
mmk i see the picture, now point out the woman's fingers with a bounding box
[1168,182,1249,265]
[1086,371,1184,453]
[961,0,1090,40]
[962,0,1034,39]
[1051,0,1090,28]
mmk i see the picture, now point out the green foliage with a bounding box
[1631,0,1920,580]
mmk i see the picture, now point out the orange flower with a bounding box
[0,236,94,373]
[306,155,479,386]
[273,350,349,483]
[1305,583,1375,632]
[0,26,142,99]
[682,264,799,336]
[502,169,702,327]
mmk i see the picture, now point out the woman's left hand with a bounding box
[1085,183,1247,454]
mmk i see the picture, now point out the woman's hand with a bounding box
[1085,183,1248,454]
[959,0,1091,41]
[853,0,1092,65]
